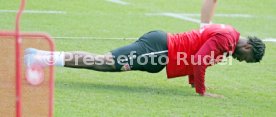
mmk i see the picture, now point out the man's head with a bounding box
[232,36,266,63]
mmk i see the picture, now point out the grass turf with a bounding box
[1,0,276,116]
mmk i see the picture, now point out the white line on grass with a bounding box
[162,13,200,23]
[179,13,252,18]
[146,13,253,24]
[53,36,276,43]
[54,36,136,40]
[106,0,129,5]
[0,10,66,14]
[214,14,253,18]
[263,38,276,42]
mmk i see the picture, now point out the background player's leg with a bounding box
[200,0,217,27]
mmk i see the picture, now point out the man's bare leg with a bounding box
[64,52,117,72]
[24,48,118,72]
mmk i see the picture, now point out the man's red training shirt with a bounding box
[166,24,240,95]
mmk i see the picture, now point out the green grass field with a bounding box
[1,0,276,116]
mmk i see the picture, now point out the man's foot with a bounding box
[24,48,65,68]
[24,48,51,68]
[25,48,38,55]
[24,48,49,85]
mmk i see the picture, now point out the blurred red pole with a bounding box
[15,0,26,117]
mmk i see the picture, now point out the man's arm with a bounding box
[188,75,195,88]
[192,35,231,97]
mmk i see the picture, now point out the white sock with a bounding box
[200,22,212,28]
[52,51,65,67]
[37,50,65,67]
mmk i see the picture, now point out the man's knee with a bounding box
[102,52,116,70]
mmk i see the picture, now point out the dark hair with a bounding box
[247,36,266,62]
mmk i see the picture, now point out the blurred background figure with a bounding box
[200,0,218,28]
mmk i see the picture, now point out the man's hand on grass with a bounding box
[201,93,224,98]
